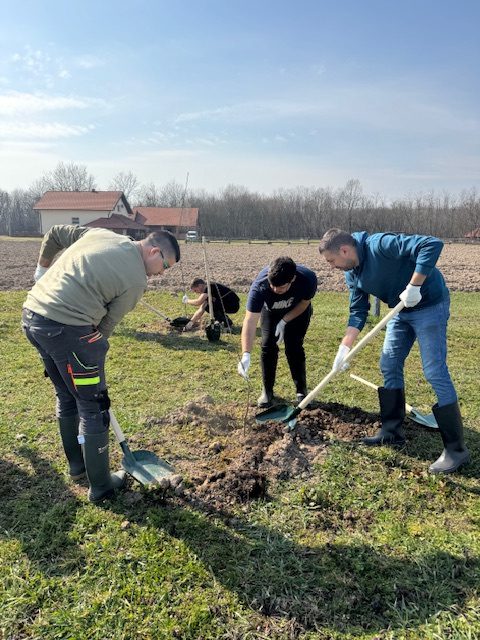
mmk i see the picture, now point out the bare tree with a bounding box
[136,182,163,207]
[109,171,139,201]
[33,162,97,193]
[0,189,11,235]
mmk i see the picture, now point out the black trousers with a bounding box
[207,295,240,323]
[22,309,110,435]
[260,305,312,394]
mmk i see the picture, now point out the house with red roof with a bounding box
[34,190,147,238]
[132,207,199,238]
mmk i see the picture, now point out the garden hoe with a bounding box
[256,300,406,430]
[349,373,438,429]
[109,410,175,486]
[140,299,191,329]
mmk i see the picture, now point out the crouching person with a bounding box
[22,224,180,501]
[183,278,240,331]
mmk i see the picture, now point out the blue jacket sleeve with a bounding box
[345,272,370,331]
[378,234,444,277]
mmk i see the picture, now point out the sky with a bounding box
[0,0,479,200]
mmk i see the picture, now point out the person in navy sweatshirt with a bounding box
[237,256,317,408]
[318,228,470,474]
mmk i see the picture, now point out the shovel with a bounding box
[140,299,190,329]
[109,410,175,486]
[349,373,438,429]
[256,300,406,429]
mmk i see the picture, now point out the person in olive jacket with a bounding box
[23,225,180,502]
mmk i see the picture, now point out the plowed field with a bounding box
[1,237,479,292]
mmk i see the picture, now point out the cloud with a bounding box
[174,85,479,136]
[73,54,106,69]
[11,48,52,77]
[0,122,94,139]
[0,91,104,115]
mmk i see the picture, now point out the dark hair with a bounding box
[146,230,181,262]
[268,256,297,286]
[191,277,206,288]
[318,228,355,253]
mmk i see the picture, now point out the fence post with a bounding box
[372,296,380,317]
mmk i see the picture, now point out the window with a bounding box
[72,217,80,225]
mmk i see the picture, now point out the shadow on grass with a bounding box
[0,448,85,576]
[118,327,238,352]
[107,494,478,637]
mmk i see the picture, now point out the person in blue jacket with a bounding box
[318,228,470,474]
[237,256,317,408]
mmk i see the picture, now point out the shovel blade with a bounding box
[255,403,299,425]
[122,449,175,486]
[408,409,438,429]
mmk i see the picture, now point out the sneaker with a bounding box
[296,393,306,405]
[257,389,274,408]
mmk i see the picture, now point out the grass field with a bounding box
[1,290,479,640]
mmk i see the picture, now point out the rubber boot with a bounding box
[82,430,126,502]
[294,362,308,405]
[362,387,406,446]
[257,388,274,409]
[429,401,470,474]
[58,415,86,481]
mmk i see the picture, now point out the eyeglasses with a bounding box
[160,250,170,270]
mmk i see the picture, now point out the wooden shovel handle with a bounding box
[349,372,415,413]
[140,299,171,322]
[298,300,405,410]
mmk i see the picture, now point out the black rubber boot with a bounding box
[58,415,86,481]
[82,430,126,502]
[257,388,274,408]
[294,361,307,405]
[429,401,470,474]
[362,387,406,446]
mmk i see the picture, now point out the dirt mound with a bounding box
[140,397,379,512]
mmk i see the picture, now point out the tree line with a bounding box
[1,162,479,239]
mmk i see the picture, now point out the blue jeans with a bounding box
[22,309,110,434]
[380,296,457,407]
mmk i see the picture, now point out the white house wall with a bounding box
[39,209,115,233]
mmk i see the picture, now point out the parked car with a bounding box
[185,230,199,242]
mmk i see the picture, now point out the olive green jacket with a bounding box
[24,225,147,337]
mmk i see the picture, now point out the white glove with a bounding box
[34,265,48,281]
[399,284,422,308]
[182,294,189,304]
[332,344,351,372]
[275,319,287,345]
[237,352,251,379]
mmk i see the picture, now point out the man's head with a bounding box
[140,231,180,276]
[268,256,297,294]
[318,228,359,271]
[190,277,207,294]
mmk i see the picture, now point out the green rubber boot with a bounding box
[81,430,126,502]
[58,415,86,481]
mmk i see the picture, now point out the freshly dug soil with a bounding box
[137,396,381,512]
